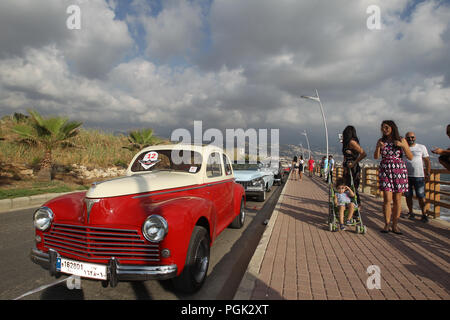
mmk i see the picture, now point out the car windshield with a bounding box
[232,162,261,171]
[130,149,202,173]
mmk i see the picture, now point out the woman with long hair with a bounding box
[291,156,298,181]
[374,120,413,234]
[342,126,366,209]
[298,155,304,181]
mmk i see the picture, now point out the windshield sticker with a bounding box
[139,151,160,170]
[189,166,198,173]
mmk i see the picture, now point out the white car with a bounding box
[232,162,274,201]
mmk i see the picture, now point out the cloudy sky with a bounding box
[0,0,449,157]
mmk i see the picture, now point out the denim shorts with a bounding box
[404,177,426,198]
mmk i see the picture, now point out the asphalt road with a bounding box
[0,180,285,300]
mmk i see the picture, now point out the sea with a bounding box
[437,173,449,221]
[426,173,449,222]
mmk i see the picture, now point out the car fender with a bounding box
[233,183,245,215]
[147,196,217,275]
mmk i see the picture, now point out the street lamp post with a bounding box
[299,143,305,159]
[301,89,328,162]
[301,130,311,159]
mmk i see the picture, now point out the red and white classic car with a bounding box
[30,144,246,293]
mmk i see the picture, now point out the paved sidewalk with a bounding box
[235,174,450,300]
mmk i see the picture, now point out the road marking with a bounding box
[13,276,74,300]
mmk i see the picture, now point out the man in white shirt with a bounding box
[403,132,431,222]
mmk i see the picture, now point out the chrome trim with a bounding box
[43,223,160,262]
[30,248,50,269]
[52,223,138,233]
[115,262,177,281]
[84,198,100,224]
[142,215,168,243]
[132,178,235,199]
[33,207,54,231]
[30,248,178,283]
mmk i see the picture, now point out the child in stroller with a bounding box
[334,178,356,230]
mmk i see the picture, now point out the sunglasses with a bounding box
[406,136,415,140]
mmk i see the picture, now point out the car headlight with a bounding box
[33,206,54,231]
[142,215,168,243]
[251,178,264,186]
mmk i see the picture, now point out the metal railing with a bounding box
[328,166,449,218]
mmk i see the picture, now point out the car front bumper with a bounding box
[244,190,264,196]
[30,248,178,286]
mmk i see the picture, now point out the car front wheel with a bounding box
[172,226,210,293]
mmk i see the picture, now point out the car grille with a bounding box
[43,223,160,264]
[236,181,251,188]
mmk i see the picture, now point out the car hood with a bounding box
[233,170,263,182]
[85,171,202,198]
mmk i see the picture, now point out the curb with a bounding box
[0,191,84,213]
[233,177,289,300]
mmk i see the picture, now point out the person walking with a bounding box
[308,157,314,177]
[327,155,335,183]
[319,156,325,178]
[431,124,450,171]
[341,126,366,209]
[291,156,298,181]
[323,156,329,181]
[298,156,304,180]
[403,132,431,222]
[374,120,413,235]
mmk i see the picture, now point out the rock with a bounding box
[19,169,34,176]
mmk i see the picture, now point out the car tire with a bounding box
[230,199,245,229]
[172,226,210,293]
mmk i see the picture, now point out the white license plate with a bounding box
[246,187,263,191]
[56,257,107,280]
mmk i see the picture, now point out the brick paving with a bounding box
[236,174,450,300]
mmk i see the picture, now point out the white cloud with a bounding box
[0,0,449,151]
[130,0,205,62]
[63,0,134,78]
[0,0,133,79]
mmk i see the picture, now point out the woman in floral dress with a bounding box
[374,120,413,234]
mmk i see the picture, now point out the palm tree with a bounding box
[12,109,82,181]
[123,128,161,151]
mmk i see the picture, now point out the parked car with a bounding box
[232,161,274,201]
[264,161,284,185]
[30,144,245,293]
[280,161,291,177]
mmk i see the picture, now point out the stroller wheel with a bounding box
[356,225,367,234]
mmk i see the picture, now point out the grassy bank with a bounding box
[0,126,134,169]
[1,115,145,198]
[0,113,173,199]
[0,180,89,199]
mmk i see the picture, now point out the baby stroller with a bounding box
[327,169,367,234]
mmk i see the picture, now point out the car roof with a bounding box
[138,144,225,156]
